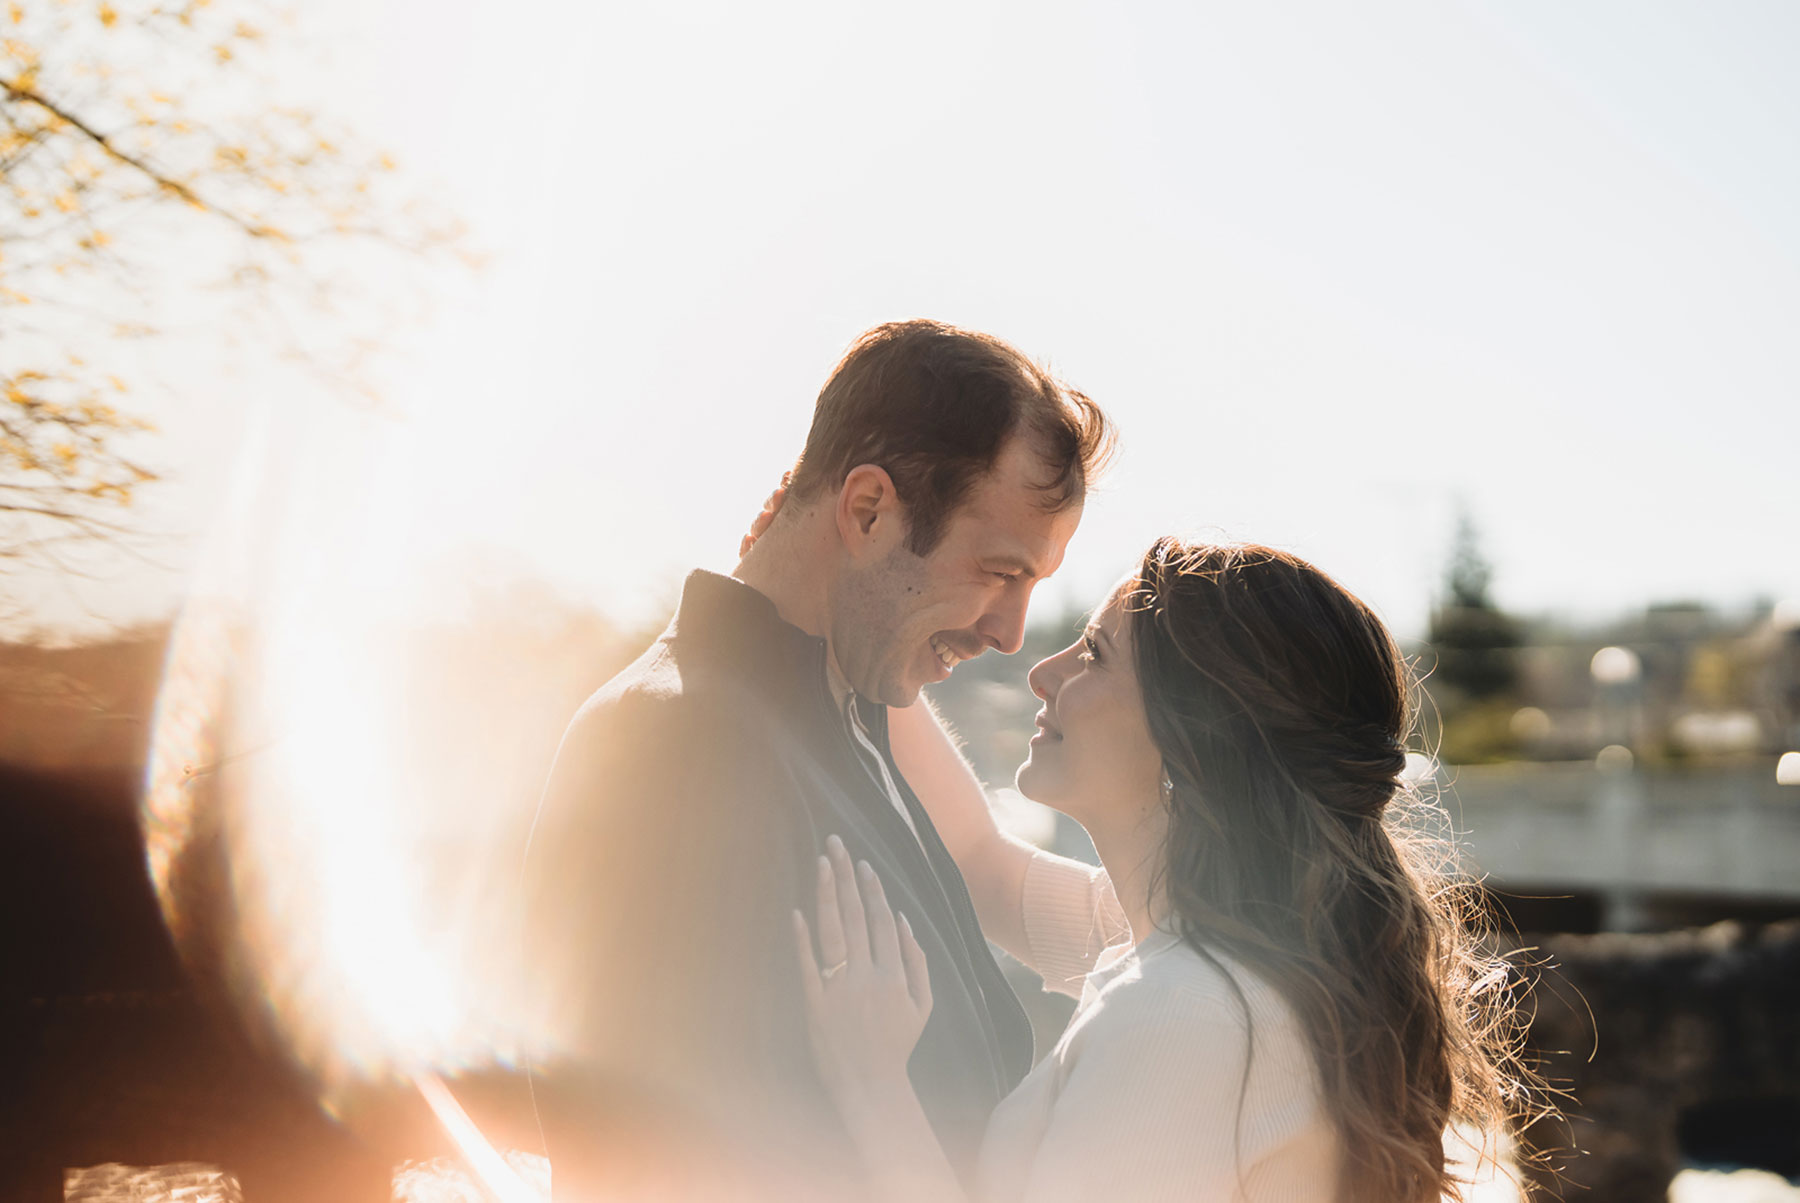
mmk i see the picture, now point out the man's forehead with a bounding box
[936,437,1084,565]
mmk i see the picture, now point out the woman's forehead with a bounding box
[1090,575,1140,635]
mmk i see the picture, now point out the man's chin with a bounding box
[883,679,926,708]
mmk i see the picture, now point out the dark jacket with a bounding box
[524,570,1032,1194]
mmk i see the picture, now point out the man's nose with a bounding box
[977,588,1031,656]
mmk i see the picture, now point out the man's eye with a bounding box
[993,572,1019,584]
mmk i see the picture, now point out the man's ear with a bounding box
[835,463,906,560]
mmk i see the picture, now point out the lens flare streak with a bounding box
[413,1072,547,1203]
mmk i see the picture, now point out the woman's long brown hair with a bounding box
[1126,537,1531,1202]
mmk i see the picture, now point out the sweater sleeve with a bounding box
[1015,976,1335,1203]
[1018,851,1131,998]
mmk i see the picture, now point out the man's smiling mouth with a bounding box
[930,635,964,669]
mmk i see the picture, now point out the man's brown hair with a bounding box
[787,320,1114,555]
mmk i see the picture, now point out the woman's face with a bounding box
[1016,582,1166,829]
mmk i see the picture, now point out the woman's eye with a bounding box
[1079,634,1100,663]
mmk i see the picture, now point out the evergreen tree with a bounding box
[1428,512,1520,700]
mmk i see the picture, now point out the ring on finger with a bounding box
[821,959,849,981]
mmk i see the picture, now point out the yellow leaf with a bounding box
[53,191,77,212]
[107,375,126,392]
[7,3,21,24]
[97,2,116,27]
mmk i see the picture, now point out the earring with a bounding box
[1159,768,1174,804]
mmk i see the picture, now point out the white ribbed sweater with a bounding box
[974,853,1341,1202]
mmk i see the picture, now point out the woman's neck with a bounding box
[1087,806,1170,945]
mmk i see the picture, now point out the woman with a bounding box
[793,536,1526,1202]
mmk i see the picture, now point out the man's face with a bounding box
[831,438,1083,707]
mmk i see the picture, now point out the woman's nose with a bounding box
[1027,648,1069,702]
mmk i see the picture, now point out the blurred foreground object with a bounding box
[63,1162,241,1203]
[0,0,463,576]
[390,1152,549,1203]
[125,410,652,1194]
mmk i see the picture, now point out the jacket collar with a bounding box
[667,569,834,701]
[666,569,896,749]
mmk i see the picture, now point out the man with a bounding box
[523,320,1113,1198]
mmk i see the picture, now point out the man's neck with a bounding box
[823,650,857,709]
[733,513,848,684]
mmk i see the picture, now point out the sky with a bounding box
[25,0,1800,641]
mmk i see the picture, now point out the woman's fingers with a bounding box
[738,476,791,557]
[815,853,847,972]
[793,910,822,1010]
[739,484,785,556]
[792,910,834,1072]
[816,837,924,1007]
[826,835,869,965]
[898,912,933,1016]
[858,858,900,971]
